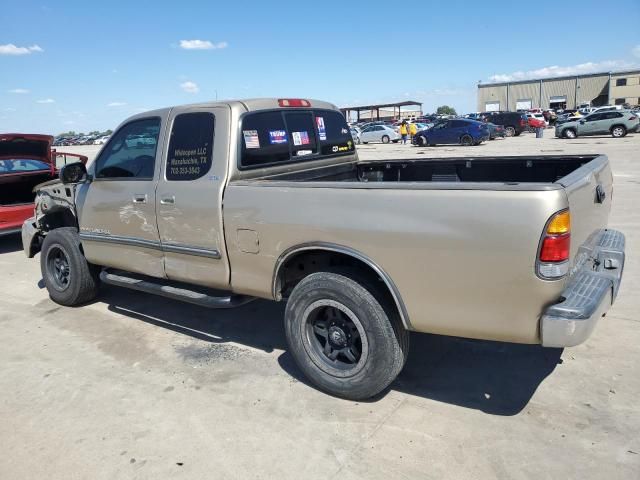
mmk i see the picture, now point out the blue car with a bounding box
[413,119,490,146]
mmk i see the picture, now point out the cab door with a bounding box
[78,116,166,278]
[579,113,603,135]
[155,106,231,289]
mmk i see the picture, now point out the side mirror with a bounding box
[60,161,88,184]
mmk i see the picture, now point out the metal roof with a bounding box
[340,100,422,110]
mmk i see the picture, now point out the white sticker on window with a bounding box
[243,130,260,149]
[296,149,313,156]
[292,131,310,146]
[316,117,327,141]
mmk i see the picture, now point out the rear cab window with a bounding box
[240,109,354,169]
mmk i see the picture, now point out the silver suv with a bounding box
[556,110,639,138]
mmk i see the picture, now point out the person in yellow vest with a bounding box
[399,120,408,144]
[408,122,418,143]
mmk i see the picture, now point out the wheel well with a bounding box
[274,248,409,329]
[40,208,77,231]
[610,124,626,131]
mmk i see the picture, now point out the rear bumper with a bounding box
[541,229,625,348]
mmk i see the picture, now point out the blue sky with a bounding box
[1,0,639,133]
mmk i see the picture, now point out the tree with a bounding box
[436,105,457,116]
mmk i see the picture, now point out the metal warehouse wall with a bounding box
[477,85,507,111]
[477,72,640,111]
[576,75,609,107]
[541,78,578,108]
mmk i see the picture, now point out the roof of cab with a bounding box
[122,98,339,124]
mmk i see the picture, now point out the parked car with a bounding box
[94,135,110,145]
[413,119,489,146]
[486,122,506,139]
[527,113,548,126]
[527,117,546,132]
[0,133,86,237]
[481,112,528,137]
[555,110,639,139]
[357,125,400,144]
[23,98,626,401]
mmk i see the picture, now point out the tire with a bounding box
[284,270,409,400]
[40,227,100,306]
[460,134,473,146]
[381,135,390,144]
[418,135,428,147]
[563,128,577,139]
[611,125,626,138]
[505,126,516,137]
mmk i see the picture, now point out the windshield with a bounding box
[0,159,51,174]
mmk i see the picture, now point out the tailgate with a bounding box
[557,155,613,266]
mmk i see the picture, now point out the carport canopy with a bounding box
[340,101,423,122]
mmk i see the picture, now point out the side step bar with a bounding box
[100,270,255,309]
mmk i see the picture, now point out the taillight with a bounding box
[278,98,311,107]
[537,210,571,279]
[519,119,526,126]
[630,115,637,121]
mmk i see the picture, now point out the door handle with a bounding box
[160,195,175,205]
[133,194,147,204]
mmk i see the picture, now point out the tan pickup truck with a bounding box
[22,98,625,399]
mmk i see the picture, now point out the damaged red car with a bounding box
[0,134,86,237]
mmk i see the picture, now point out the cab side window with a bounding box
[95,118,160,179]
[166,112,215,181]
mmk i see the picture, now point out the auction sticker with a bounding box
[292,131,310,146]
[316,117,327,141]
[269,130,287,144]
[243,130,260,149]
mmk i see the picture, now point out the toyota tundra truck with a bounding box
[22,98,626,400]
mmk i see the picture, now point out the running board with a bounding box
[100,270,255,309]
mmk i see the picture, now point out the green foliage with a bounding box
[436,105,457,116]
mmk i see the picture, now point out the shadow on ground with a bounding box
[84,285,561,415]
[0,234,23,254]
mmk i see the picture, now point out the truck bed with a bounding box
[253,155,599,186]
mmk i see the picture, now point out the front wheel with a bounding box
[611,125,626,138]
[505,126,515,137]
[418,135,428,146]
[284,271,409,400]
[563,128,577,139]
[40,227,100,306]
[381,135,390,144]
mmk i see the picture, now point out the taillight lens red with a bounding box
[539,234,570,262]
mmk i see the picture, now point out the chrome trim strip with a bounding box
[272,242,413,330]
[79,232,162,250]
[161,243,221,259]
[79,233,221,259]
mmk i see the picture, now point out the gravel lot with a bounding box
[1,132,639,479]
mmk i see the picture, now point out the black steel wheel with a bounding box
[46,245,71,292]
[40,227,100,306]
[460,134,473,146]
[285,270,409,400]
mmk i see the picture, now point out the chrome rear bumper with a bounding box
[541,229,625,348]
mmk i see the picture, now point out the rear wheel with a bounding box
[563,128,577,139]
[284,271,409,400]
[505,126,516,137]
[611,125,626,138]
[460,134,473,146]
[381,135,390,144]
[40,227,100,306]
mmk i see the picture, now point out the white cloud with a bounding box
[0,43,43,55]
[488,59,639,82]
[633,45,640,58]
[8,88,29,94]
[179,39,227,50]
[107,101,127,107]
[180,81,199,93]
[4,107,16,112]
[36,98,55,104]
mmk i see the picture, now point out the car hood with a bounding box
[0,133,53,163]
